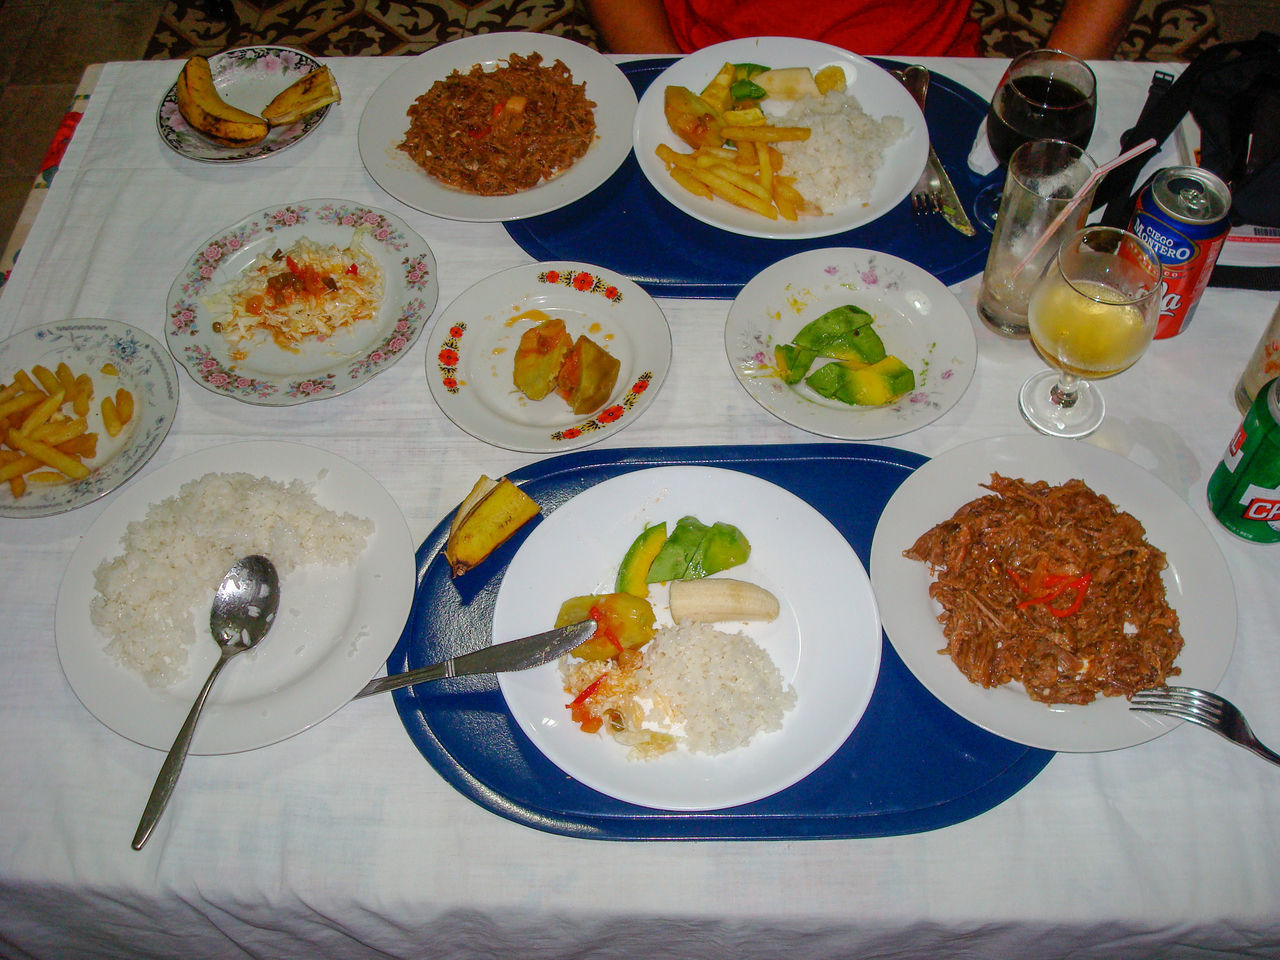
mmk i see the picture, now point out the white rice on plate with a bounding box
[90,472,372,688]
[773,91,905,210]
[561,620,796,760]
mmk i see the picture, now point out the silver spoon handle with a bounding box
[132,650,232,850]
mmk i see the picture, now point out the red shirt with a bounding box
[662,0,981,57]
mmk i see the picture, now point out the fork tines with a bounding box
[911,192,941,215]
[1129,686,1224,721]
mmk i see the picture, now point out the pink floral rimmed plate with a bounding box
[725,247,976,440]
[165,198,438,406]
[425,261,671,453]
[156,46,336,163]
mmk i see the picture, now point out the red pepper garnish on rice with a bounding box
[1008,567,1092,618]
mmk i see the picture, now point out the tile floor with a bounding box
[1,0,1278,271]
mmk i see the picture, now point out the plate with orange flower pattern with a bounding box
[166,198,438,405]
[425,261,671,452]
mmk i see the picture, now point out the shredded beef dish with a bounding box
[904,474,1184,705]
[399,53,596,196]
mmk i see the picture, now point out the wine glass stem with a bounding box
[1050,372,1079,409]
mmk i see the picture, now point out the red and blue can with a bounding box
[1128,166,1231,339]
[1207,376,1280,543]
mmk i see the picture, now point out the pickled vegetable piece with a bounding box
[555,592,656,661]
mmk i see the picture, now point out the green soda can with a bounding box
[1207,376,1280,543]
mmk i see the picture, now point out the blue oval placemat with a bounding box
[503,59,996,298]
[386,443,1053,841]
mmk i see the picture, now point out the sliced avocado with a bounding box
[803,360,850,399]
[820,323,886,365]
[645,515,709,583]
[837,355,916,406]
[775,343,817,384]
[685,521,750,578]
[616,522,667,598]
[792,305,876,354]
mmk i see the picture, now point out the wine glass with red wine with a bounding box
[974,49,1097,229]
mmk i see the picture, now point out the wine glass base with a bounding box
[973,183,1003,233]
[1018,370,1104,438]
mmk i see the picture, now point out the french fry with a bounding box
[0,392,46,420]
[670,167,714,199]
[8,476,25,498]
[0,382,20,404]
[72,373,93,417]
[720,124,810,142]
[115,388,134,426]
[58,433,96,458]
[55,362,76,396]
[34,418,87,446]
[17,389,65,436]
[101,396,123,438]
[6,429,90,481]
[31,364,61,395]
[0,454,40,482]
[756,140,773,196]
[13,369,38,393]
[27,471,67,484]
[685,166,777,218]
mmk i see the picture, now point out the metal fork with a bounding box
[910,163,943,216]
[1129,686,1280,767]
[891,68,944,216]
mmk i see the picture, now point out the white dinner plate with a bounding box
[869,435,1236,753]
[633,37,927,239]
[493,466,881,811]
[156,46,335,163]
[55,440,416,754]
[425,261,671,453]
[0,319,178,518]
[166,198,438,405]
[725,248,976,440]
[358,33,637,221]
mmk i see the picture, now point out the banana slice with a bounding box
[261,66,341,127]
[175,56,269,147]
[668,578,779,623]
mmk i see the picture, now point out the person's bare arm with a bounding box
[582,0,681,53]
[1046,0,1143,59]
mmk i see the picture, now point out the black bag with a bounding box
[1094,32,1280,289]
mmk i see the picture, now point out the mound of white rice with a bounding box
[773,91,905,210]
[90,472,372,688]
[639,622,795,756]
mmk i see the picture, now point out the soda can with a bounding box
[1128,166,1232,339]
[1207,376,1280,543]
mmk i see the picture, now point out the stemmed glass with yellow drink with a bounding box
[1018,226,1162,438]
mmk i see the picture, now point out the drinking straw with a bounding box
[1009,138,1159,280]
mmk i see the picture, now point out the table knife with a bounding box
[899,65,977,237]
[353,619,595,699]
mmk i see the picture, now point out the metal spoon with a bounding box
[132,554,280,850]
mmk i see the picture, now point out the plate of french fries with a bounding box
[633,37,927,239]
[0,320,178,518]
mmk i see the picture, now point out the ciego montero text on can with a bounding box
[1128,166,1231,339]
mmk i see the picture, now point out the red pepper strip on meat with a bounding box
[1007,568,1093,618]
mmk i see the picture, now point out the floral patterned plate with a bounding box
[166,199,438,405]
[156,46,335,163]
[425,261,671,453]
[725,248,976,440]
[0,319,178,518]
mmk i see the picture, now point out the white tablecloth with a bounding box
[1,54,1277,960]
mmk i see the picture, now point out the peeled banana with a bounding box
[668,578,779,624]
[261,66,341,126]
[175,56,270,147]
[444,476,541,578]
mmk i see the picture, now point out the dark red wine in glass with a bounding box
[974,49,1097,230]
[987,74,1097,164]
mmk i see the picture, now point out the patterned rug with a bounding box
[145,0,1220,62]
